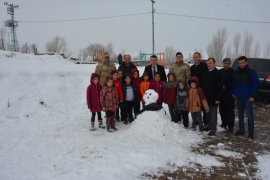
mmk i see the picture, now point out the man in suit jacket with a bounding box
[144,54,167,82]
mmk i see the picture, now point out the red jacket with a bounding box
[114,79,124,101]
[86,73,102,112]
[131,69,141,98]
[164,87,177,105]
[149,80,166,104]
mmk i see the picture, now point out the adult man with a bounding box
[144,54,167,82]
[201,58,222,136]
[190,52,208,86]
[233,56,259,140]
[190,52,208,125]
[118,54,137,78]
[169,52,190,83]
[95,52,116,85]
[219,58,235,133]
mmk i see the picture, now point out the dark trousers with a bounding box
[236,98,254,136]
[91,112,102,122]
[219,97,235,129]
[106,111,115,122]
[176,110,189,127]
[191,112,203,131]
[134,101,140,116]
[168,104,177,122]
[206,106,218,133]
[115,107,120,120]
[121,101,134,122]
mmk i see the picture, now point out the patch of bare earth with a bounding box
[143,103,270,180]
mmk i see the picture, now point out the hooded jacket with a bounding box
[186,76,209,112]
[164,73,177,105]
[86,73,102,112]
[149,79,166,104]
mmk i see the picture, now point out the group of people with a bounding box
[86,51,259,140]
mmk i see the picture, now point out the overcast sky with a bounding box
[1,0,270,58]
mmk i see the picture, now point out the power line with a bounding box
[156,12,270,24]
[18,12,151,23]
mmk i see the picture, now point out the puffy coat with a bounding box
[95,62,116,85]
[86,73,102,112]
[233,65,259,99]
[169,61,191,83]
[114,79,124,102]
[100,85,119,111]
[186,77,209,112]
[149,80,166,104]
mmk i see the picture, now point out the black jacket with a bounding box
[201,68,222,106]
[190,62,208,86]
[220,68,235,98]
[118,63,137,77]
[144,64,167,82]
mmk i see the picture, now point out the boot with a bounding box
[111,118,118,131]
[98,119,105,129]
[90,122,96,131]
[106,119,114,132]
[235,129,245,136]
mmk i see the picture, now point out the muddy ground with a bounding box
[144,103,270,180]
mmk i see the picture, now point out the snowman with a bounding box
[139,89,163,114]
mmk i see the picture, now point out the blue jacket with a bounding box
[122,83,139,104]
[233,65,259,99]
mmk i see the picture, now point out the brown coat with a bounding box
[186,88,209,112]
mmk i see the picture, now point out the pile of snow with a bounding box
[257,154,270,180]
[0,51,222,180]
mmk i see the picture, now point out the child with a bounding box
[121,74,138,124]
[164,73,178,123]
[86,73,105,130]
[176,81,189,128]
[111,70,124,121]
[100,77,119,132]
[186,76,209,131]
[149,72,166,105]
[131,69,141,117]
[140,72,150,107]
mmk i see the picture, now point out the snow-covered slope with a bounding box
[0,51,222,180]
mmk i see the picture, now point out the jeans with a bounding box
[236,98,254,136]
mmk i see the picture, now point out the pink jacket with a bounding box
[86,73,102,112]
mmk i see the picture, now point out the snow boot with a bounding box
[90,122,96,131]
[98,119,105,129]
[106,121,114,132]
[111,118,118,131]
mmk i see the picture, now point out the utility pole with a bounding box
[151,0,155,55]
[4,2,19,52]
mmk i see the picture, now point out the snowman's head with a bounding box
[143,89,159,105]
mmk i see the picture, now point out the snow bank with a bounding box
[257,154,270,180]
[0,51,222,180]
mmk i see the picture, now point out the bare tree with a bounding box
[232,32,241,60]
[79,43,114,62]
[241,31,254,57]
[0,28,7,50]
[206,27,228,65]
[20,43,30,53]
[264,42,270,59]
[165,46,176,65]
[253,41,260,58]
[46,36,68,54]
[226,45,233,59]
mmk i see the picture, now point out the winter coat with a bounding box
[201,68,222,106]
[95,63,116,85]
[131,69,141,95]
[177,88,188,111]
[122,83,139,108]
[144,64,167,82]
[118,62,137,78]
[169,61,191,83]
[100,85,119,111]
[220,68,235,99]
[140,80,150,102]
[233,65,259,99]
[190,62,208,87]
[114,79,124,102]
[149,80,166,104]
[186,77,209,112]
[164,80,177,105]
[86,73,102,112]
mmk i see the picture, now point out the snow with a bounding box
[143,89,159,105]
[257,154,270,180]
[0,51,222,180]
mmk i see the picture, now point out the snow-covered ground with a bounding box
[257,154,270,180]
[0,51,225,180]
